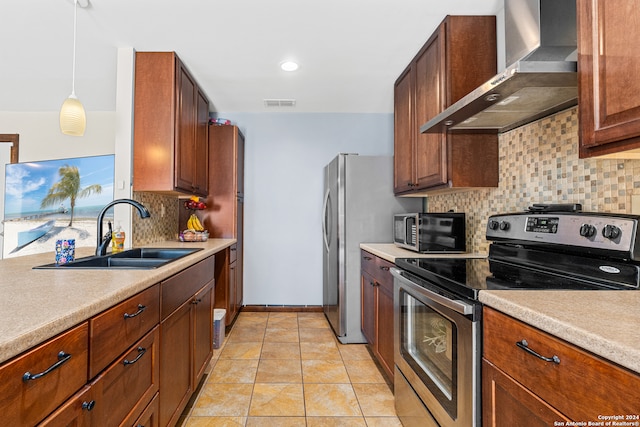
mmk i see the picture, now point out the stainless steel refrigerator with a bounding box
[322,154,422,343]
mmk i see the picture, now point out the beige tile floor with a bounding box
[179,311,402,426]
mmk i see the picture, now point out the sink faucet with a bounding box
[96,198,151,256]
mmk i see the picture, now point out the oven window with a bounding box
[400,290,457,416]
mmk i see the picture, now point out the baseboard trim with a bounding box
[241,305,324,313]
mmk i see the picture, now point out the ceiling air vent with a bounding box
[264,99,296,108]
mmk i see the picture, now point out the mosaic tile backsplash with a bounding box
[427,107,640,254]
[131,191,180,246]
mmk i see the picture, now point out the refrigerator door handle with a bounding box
[322,188,331,253]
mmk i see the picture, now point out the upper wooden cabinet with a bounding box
[394,16,499,195]
[578,0,640,158]
[134,52,210,196]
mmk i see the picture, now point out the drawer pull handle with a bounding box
[192,298,202,305]
[379,266,390,271]
[363,256,372,261]
[123,304,146,319]
[516,340,560,364]
[82,400,96,411]
[22,351,72,381]
[123,347,147,365]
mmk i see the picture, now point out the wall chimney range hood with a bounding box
[420,0,577,134]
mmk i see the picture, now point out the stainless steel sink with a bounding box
[34,247,203,270]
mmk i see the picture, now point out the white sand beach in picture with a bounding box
[3,218,99,258]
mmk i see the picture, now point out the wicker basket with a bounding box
[179,230,209,242]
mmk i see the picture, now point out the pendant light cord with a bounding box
[71,0,78,96]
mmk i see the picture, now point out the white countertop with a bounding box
[0,239,235,364]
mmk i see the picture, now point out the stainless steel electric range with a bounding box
[391,204,640,427]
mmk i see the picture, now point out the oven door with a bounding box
[391,268,481,427]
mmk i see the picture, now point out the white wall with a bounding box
[0,47,136,245]
[215,112,394,306]
[0,112,115,162]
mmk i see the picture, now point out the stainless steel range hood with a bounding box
[420,0,577,134]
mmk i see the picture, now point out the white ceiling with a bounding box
[1,0,502,114]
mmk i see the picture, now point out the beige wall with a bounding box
[427,107,640,254]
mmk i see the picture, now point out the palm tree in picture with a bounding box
[40,165,102,226]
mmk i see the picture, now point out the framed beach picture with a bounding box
[2,154,115,258]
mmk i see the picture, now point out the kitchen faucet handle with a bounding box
[103,221,113,239]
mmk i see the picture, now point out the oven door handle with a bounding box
[391,268,474,315]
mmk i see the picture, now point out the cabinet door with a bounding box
[132,393,159,427]
[39,386,97,427]
[360,271,376,346]
[194,89,209,195]
[578,0,640,156]
[230,258,240,320]
[376,274,395,381]
[94,327,159,427]
[414,29,447,189]
[482,359,569,427]
[175,62,197,194]
[193,280,214,385]
[159,301,193,427]
[393,66,415,194]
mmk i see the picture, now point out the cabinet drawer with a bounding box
[92,326,159,427]
[162,255,215,318]
[89,284,160,378]
[374,256,394,293]
[361,250,393,286]
[361,250,377,278]
[0,322,89,426]
[483,307,640,420]
[360,250,393,281]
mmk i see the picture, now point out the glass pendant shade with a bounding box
[60,94,86,136]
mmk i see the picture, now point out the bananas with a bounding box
[187,214,205,232]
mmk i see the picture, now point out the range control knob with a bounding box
[579,223,597,238]
[488,220,500,230]
[602,224,621,240]
[499,221,510,231]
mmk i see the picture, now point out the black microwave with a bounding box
[393,213,466,253]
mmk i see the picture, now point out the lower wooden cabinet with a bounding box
[133,393,160,427]
[483,307,640,423]
[0,322,89,426]
[482,359,569,427]
[360,250,395,382]
[160,257,215,427]
[1,254,217,427]
[193,282,214,384]
[215,244,242,327]
[159,300,193,426]
[39,385,97,427]
[89,284,160,378]
[40,327,160,426]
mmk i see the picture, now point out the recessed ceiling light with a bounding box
[280,61,299,72]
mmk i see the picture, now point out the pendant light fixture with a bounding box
[60,0,88,136]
